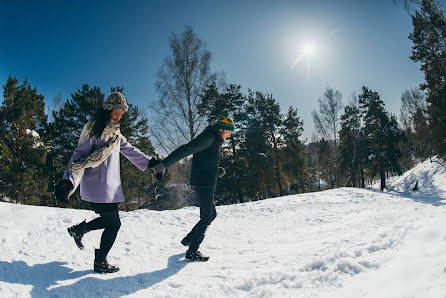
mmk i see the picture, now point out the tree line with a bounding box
[1,0,445,209]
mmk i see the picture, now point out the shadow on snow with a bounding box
[0,253,187,297]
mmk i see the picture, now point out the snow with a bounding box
[25,128,44,148]
[1,159,446,297]
[25,129,39,138]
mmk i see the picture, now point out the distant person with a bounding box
[55,91,157,273]
[151,109,235,261]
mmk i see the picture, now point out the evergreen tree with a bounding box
[281,107,308,193]
[0,76,48,204]
[409,0,446,156]
[358,87,404,190]
[339,105,362,187]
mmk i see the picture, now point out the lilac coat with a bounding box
[63,136,151,203]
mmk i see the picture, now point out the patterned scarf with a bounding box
[68,119,125,197]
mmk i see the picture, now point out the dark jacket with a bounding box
[162,125,223,187]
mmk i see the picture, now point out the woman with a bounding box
[55,91,155,273]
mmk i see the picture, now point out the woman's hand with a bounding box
[55,179,73,203]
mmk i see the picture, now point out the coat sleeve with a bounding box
[63,138,94,185]
[120,138,151,171]
[162,131,215,168]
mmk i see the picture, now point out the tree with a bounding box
[399,87,430,161]
[312,87,343,187]
[0,76,48,204]
[409,0,446,156]
[339,104,363,187]
[150,26,217,154]
[358,87,404,190]
[281,107,308,193]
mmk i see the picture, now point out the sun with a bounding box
[302,41,315,56]
[291,40,317,71]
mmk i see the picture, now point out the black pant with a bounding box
[185,186,217,252]
[85,202,121,261]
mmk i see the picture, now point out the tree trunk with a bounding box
[360,161,365,188]
[380,168,386,191]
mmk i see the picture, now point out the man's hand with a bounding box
[149,159,166,180]
[55,179,73,203]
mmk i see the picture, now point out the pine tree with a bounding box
[358,87,404,190]
[0,76,48,204]
[339,105,362,187]
[281,107,308,193]
[409,0,446,156]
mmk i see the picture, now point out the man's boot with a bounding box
[67,220,88,250]
[185,249,209,262]
[94,249,119,274]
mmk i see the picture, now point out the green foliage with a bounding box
[0,76,48,204]
[198,85,309,204]
[358,87,404,190]
[409,0,446,156]
[339,104,367,187]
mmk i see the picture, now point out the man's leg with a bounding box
[185,186,216,261]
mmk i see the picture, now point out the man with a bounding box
[152,109,235,261]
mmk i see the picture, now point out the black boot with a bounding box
[67,220,88,250]
[185,249,209,262]
[94,249,119,274]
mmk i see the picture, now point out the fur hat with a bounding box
[103,91,129,112]
[216,109,235,131]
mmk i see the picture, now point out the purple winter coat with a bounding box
[63,135,151,203]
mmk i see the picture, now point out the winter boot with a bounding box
[67,220,88,250]
[185,249,209,262]
[94,249,119,274]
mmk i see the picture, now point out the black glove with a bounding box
[148,158,160,168]
[149,159,166,181]
[55,179,73,203]
[218,167,226,178]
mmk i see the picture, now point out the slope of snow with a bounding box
[1,160,446,297]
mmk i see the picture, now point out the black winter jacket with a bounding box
[162,125,223,187]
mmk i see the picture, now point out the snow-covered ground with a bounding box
[1,159,446,297]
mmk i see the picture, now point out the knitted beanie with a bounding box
[103,91,129,112]
[216,109,235,131]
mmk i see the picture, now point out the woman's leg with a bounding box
[94,208,121,262]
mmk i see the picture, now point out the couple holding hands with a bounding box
[55,91,235,273]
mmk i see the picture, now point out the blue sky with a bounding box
[0,0,424,140]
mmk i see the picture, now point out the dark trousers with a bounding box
[85,203,121,261]
[185,186,217,252]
